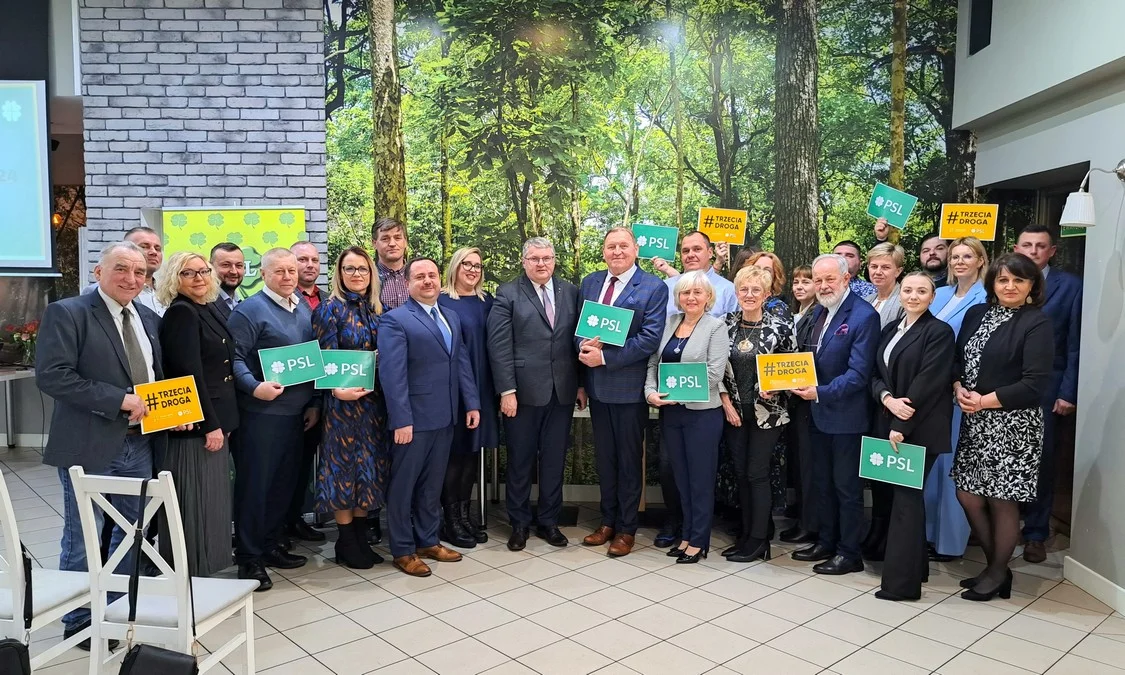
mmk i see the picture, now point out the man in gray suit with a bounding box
[488,237,586,551]
[36,241,168,649]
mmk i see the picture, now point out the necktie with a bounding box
[120,307,151,386]
[430,307,453,352]
[540,285,555,328]
[811,308,829,352]
[600,276,619,305]
[227,295,236,311]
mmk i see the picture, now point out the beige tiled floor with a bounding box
[3,447,1120,675]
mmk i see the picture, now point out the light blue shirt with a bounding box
[665,267,738,317]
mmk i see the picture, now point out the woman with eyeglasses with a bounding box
[155,251,238,576]
[311,246,388,569]
[437,247,498,547]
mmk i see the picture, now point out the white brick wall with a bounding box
[78,0,327,271]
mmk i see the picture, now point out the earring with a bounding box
[1026,295,1033,305]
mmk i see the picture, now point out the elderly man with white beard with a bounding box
[788,254,881,576]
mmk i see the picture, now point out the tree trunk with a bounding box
[946,129,977,203]
[668,0,684,228]
[439,35,452,262]
[569,81,583,283]
[369,0,406,224]
[773,0,820,270]
[889,0,907,191]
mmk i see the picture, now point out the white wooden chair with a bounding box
[68,467,258,674]
[0,466,92,668]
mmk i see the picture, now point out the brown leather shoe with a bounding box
[583,526,615,546]
[417,544,463,562]
[1023,540,1046,564]
[607,533,635,557]
[393,554,432,577]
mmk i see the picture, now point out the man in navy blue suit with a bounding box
[577,227,668,557]
[1014,225,1082,563]
[790,253,881,575]
[377,257,481,577]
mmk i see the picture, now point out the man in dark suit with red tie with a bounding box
[790,253,881,575]
[488,237,585,552]
[576,227,668,557]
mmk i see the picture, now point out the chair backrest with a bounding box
[0,468,28,630]
[67,467,191,628]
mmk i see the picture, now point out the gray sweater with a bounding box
[228,292,317,416]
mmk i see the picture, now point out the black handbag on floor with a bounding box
[0,544,33,675]
[118,478,199,675]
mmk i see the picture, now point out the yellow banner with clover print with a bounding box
[161,205,306,299]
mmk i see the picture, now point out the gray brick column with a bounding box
[77,0,327,273]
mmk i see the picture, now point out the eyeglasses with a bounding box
[342,266,371,277]
[179,268,212,280]
[739,287,766,297]
[460,261,484,272]
[524,256,555,265]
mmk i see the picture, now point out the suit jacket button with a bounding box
[222,338,227,343]
[224,359,230,365]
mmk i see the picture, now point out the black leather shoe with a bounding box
[536,525,569,547]
[813,555,864,575]
[507,526,529,551]
[278,535,294,552]
[288,520,326,542]
[728,539,771,563]
[791,543,834,562]
[780,527,818,544]
[238,560,273,592]
[366,513,383,545]
[874,589,918,601]
[653,525,681,549]
[676,548,708,564]
[263,547,307,569]
[64,620,119,652]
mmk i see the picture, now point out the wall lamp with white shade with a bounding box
[1059,159,1125,227]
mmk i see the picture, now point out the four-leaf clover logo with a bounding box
[586,315,599,327]
[323,363,339,376]
[270,361,285,375]
[243,212,260,227]
[874,195,885,208]
[207,213,224,229]
[279,212,296,226]
[262,230,279,244]
[170,213,188,228]
[665,376,678,389]
[636,235,648,247]
[1,100,22,122]
[869,452,885,467]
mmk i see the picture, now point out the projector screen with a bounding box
[0,80,55,273]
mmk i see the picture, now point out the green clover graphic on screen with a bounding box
[207,213,224,229]
[170,213,187,228]
[262,231,279,245]
[227,232,244,245]
[279,212,295,226]
[189,232,207,247]
[243,212,260,227]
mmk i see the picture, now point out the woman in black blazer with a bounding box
[156,251,239,576]
[952,253,1054,602]
[869,272,955,601]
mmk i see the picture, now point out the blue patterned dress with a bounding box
[312,292,389,512]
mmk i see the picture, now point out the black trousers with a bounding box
[589,400,648,535]
[658,437,682,532]
[786,400,817,533]
[287,422,320,525]
[812,429,865,561]
[881,455,937,598]
[726,413,784,541]
[505,392,572,528]
[663,406,723,549]
[234,410,304,563]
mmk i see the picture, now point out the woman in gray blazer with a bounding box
[644,271,731,563]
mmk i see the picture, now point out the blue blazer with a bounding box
[576,265,668,404]
[931,281,987,338]
[377,298,480,433]
[807,291,881,435]
[1041,268,1082,404]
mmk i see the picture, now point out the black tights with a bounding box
[442,452,479,506]
[957,489,1020,590]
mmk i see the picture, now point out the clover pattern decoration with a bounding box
[207,213,224,229]
[189,232,207,247]
[243,212,260,227]
[262,230,279,245]
[270,361,286,375]
[665,376,677,389]
[323,363,339,376]
[869,452,884,467]
[279,212,296,226]
[170,213,188,229]
[226,232,244,245]
[586,314,599,327]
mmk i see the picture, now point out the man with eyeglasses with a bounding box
[488,237,585,551]
[210,242,246,320]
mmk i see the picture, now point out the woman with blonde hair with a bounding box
[155,251,237,576]
[437,247,498,547]
[312,246,387,568]
[864,242,907,329]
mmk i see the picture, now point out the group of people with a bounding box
[33,214,1082,648]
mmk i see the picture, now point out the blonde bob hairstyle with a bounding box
[733,264,774,300]
[672,270,716,313]
[155,251,220,306]
[330,246,383,314]
[866,242,906,269]
[444,247,486,300]
[945,236,989,286]
[746,251,787,297]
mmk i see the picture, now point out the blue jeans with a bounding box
[58,434,154,631]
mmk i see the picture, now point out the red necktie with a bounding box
[600,276,619,305]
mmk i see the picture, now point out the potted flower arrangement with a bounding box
[4,320,39,366]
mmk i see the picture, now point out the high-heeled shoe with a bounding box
[667,545,689,558]
[676,548,708,564]
[959,574,984,589]
[961,570,1012,601]
[721,541,742,557]
[727,539,770,563]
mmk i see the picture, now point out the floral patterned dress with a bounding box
[951,305,1044,502]
[311,291,389,512]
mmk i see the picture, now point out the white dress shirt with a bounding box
[817,288,850,349]
[263,286,300,313]
[97,288,155,383]
[597,264,638,305]
[85,281,166,316]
